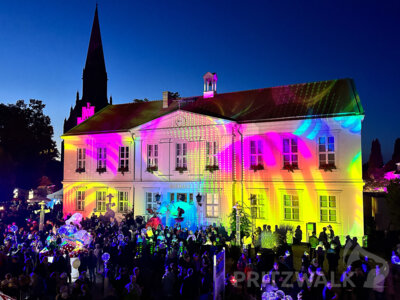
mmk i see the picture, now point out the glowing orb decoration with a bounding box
[74,230,93,245]
[391,253,400,265]
[10,225,18,233]
[58,224,78,236]
[102,252,110,262]
[65,213,83,226]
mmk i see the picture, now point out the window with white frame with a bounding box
[206,141,218,166]
[206,194,219,217]
[283,194,299,220]
[283,138,298,168]
[176,143,187,169]
[97,147,107,171]
[145,192,159,212]
[96,191,106,212]
[76,148,86,171]
[76,190,85,211]
[147,144,158,168]
[318,137,335,167]
[250,193,264,219]
[320,195,337,222]
[250,140,264,167]
[118,191,129,213]
[118,146,129,171]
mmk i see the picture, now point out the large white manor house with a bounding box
[62,8,365,241]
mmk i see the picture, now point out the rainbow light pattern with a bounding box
[62,109,364,240]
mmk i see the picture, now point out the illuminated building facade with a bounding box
[62,77,365,240]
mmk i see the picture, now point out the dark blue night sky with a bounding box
[0,0,399,162]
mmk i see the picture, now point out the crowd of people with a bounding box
[0,200,399,300]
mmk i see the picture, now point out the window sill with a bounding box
[320,221,338,223]
[146,166,159,173]
[250,165,265,172]
[118,170,131,175]
[281,168,299,172]
[318,168,338,173]
[96,168,108,174]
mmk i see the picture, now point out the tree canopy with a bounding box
[386,179,400,230]
[132,98,149,103]
[385,138,400,171]
[0,100,60,202]
[168,92,180,99]
[229,208,252,238]
[367,139,384,179]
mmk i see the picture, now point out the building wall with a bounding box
[62,111,364,239]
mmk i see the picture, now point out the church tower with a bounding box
[82,5,108,107]
[63,5,110,134]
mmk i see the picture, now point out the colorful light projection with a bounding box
[157,196,199,230]
[77,102,95,125]
[63,112,364,239]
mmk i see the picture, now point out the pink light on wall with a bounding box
[203,91,215,98]
[77,102,95,125]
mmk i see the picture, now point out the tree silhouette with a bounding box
[392,138,400,162]
[0,100,59,202]
[168,92,180,99]
[384,138,400,172]
[132,98,149,103]
[367,139,384,179]
[229,208,252,238]
[386,179,400,230]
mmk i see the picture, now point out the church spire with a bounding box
[82,5,108,107]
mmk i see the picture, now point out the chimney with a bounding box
[203,72,217,98]
[163,91,172,108]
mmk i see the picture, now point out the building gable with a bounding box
[136,110,232,131]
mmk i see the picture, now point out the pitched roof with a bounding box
[63,78,364,136]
